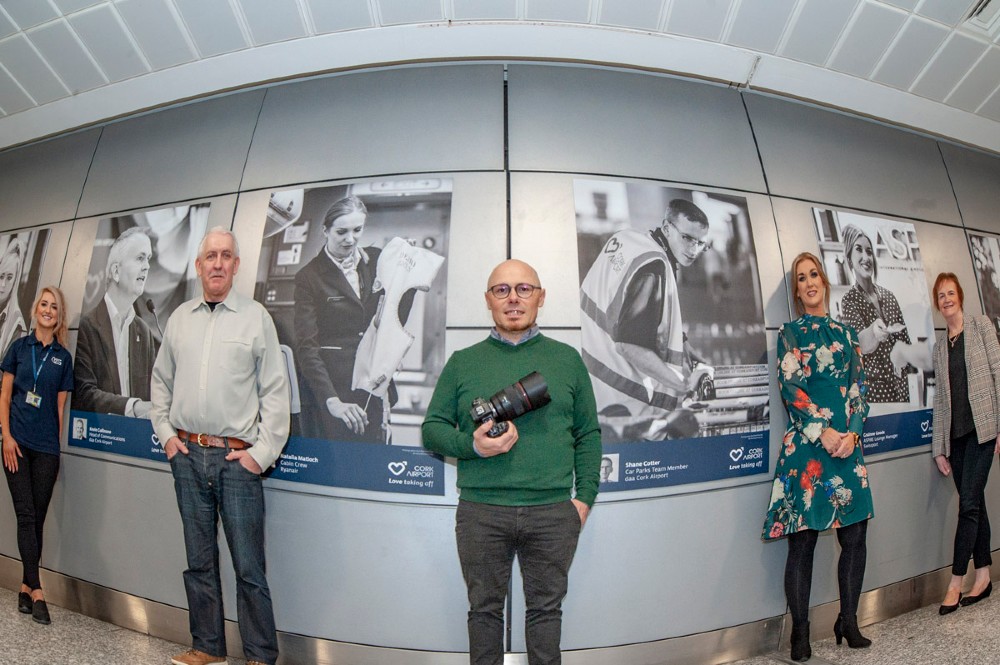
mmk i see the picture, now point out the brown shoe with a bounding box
[170,649,226,665]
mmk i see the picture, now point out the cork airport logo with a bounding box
[388,461,407,476]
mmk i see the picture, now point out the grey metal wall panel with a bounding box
[745,93,962,225]
[78,90,266,218]
[0,129,99,226]
[265,495,469,650]
[939,142,1000,234]
[507,65,767,194]
[41,429,191,608]
[241,66,505,192]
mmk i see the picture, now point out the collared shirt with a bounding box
[489,324,541,347]
[1,332,74,455]
[150,289,290,470]
[104,293,134,397]
[324,246,367,298]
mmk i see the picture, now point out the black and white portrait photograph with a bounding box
[255,179,450,447]
[0,230,51,358]
[813,208,934,409]
[968,232,1000,334]
[575,179,768,446]
[74,204,212,419]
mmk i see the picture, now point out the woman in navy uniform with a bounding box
[1,286,74,625]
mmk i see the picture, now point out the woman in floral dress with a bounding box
[762,252,874,662]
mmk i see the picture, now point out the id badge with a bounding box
[26,391,41,408]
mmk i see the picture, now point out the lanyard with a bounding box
[31,344,52,393]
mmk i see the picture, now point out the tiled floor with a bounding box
[0,587,246,665]
[732,593,1000,665]
[3,583,998,664]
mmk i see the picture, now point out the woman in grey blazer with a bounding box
[931,273,1000,614]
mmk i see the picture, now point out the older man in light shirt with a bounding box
[151,226,289,665]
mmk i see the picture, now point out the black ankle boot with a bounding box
[790,621,811,661]
[834,614,871,648]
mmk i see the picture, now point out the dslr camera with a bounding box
[470,372,552,438]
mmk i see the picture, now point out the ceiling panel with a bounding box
[946,46,1000,111]
[915,0,975,26]
[829,2,906,77]
[453,0,518,20]
[781,0,859,65]
[0,8,17,38]
[881,0,919,9]
[524,0,590,23]
[238,0,307,45]
[911,32,989,100]
[28,20,105,94]
[667,0,734,41]
[871,17,949,88]
[68,4,147,82]
[378,0,443,25]
[980,86,1000,121]
[173,0,247,57]
[727,0,796,53]
[0,35,67,104]
[0,65,32,114]
[0,0,58,29]
[52,0,105,12]
[116,0,194,69]
[307,0,372,33]
[598,0,661,30]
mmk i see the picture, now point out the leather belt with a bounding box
[176,429,252,450]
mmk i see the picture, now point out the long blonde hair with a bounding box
[31,286,68,347]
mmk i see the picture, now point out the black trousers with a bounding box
[949,429,994,575]
[785,520,868,625]
[4,446,60,590]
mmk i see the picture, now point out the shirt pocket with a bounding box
[219,337,254,376]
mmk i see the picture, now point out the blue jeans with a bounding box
[455,500,582,665]
[170,445,277,664]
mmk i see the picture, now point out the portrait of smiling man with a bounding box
[74,226,159,418]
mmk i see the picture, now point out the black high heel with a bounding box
[17,592,32,614]
[960,581,992,607]
[834,614,872,648]
[790,621,811,662]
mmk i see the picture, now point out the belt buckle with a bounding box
[196,433,210,448]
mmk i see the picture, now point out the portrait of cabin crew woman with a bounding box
[1,286,74,626]
[762,252,873,662]
[930,273,1000,615]
[0,238,28,357]
[838,224,914,403]
[293,195,415,443]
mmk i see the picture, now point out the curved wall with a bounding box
[0,62,998,662]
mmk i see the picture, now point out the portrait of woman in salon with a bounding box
[838,224,914,403]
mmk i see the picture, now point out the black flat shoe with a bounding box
[17,592,32,614]
[31,600,50,625]
[960,582,992,607]
[939,593,962,615]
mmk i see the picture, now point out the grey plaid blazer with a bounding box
[931,314,1000,457]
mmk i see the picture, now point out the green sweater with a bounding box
[422,334,602,506]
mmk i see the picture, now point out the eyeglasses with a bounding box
[666,220,709,251]
[487,283,542,299]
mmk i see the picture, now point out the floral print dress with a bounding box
[762,314,873,540]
